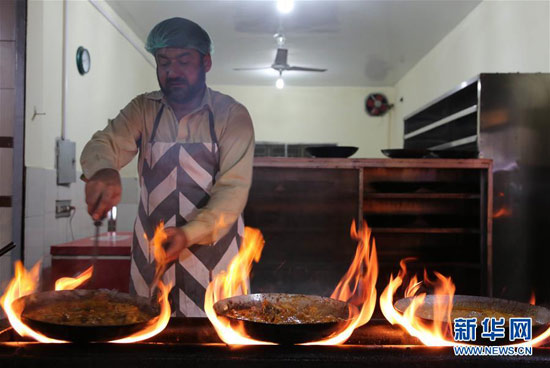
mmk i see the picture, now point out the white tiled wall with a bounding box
[24,167,139,269]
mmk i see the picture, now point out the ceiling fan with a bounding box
[233,33,327,81]
[233,48,327,74]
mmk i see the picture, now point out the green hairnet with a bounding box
[145,17,212,55]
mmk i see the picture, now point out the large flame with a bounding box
[0,223,173,344]
[205,226,272,345]
[205,221,378,346]
[112,222,173,343]
[1,261,66,343]
[380,258,466,346]
[305,220,378,345]
[149,222,168,288]
[111,280,172,343]
[380,258,550,347]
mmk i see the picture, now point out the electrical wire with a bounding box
[68,206,76,241]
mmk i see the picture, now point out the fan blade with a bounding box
[233,67,272,71]
[274,48,288,66]
[287,66,327,72]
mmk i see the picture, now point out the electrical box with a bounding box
[56,139,76,185]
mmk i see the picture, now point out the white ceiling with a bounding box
[105,0,481,87]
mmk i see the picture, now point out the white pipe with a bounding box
[88,0,155,67]
[61,0,68,140]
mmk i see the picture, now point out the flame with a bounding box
[148,221,168,288]
[380,259,463,346]
[380,259,550,347]
[205,226,272,345]
[493,207,512,218]
[55,266,93,291]
[205,221,378,346]
[1,223,173,344]
[0,261,65,343]
[305,220,378,345]
[111,280,172,343]
[112,222,173,343]
[529,291,536,305]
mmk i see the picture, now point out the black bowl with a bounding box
[381,149,433,158]
[306,146,358,158]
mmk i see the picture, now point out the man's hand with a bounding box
[85,168,122,221]
[163,227,189,263]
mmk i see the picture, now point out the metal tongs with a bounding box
[91,193,105,281]
[92,220,102,273]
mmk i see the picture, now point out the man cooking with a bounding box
[80,17,255,317]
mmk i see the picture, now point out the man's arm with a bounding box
[80,97,143,219]
[163,103,255,261]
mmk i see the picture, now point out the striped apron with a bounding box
[130,104,243,317]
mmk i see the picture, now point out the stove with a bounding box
[1,318,550,367]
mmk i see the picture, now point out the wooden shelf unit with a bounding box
[245,158,493,298]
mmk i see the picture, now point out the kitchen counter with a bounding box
[253,157,493,169]
[1,318,548,368]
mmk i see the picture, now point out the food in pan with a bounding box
[23,294,152,326]
[222,298,347,324]
[450,306,517,321]
[394,295,547,325]
[417,306,518,323]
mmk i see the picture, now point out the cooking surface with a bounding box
[2,318,550,367]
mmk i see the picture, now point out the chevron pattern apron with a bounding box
[130,104,243,317]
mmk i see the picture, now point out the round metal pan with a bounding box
[12,289,159,342]
[394,295,550,343]
[213,293,352,344]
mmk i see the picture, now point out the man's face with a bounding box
[155,47,212,104]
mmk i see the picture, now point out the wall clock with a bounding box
[76,46,91,75]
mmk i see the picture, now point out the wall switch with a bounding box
[55,200,72,218]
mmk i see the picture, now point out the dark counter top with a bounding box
[1,318,549,368]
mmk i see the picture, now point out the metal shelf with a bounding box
[429,135,477,150]
[404,105,477,140]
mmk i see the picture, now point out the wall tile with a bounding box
[25,167,46,217]
[71,206,91,240]
[57,182,71,201]
[0,89,15,137]
[43,169,57,214]
[24,215,44,268]
[0,41,15,89]
[43,211,61,251]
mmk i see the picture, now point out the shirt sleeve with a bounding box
[181,103,255,245]
[80,96,144,179]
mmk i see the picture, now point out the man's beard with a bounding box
[159,70,206,105]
